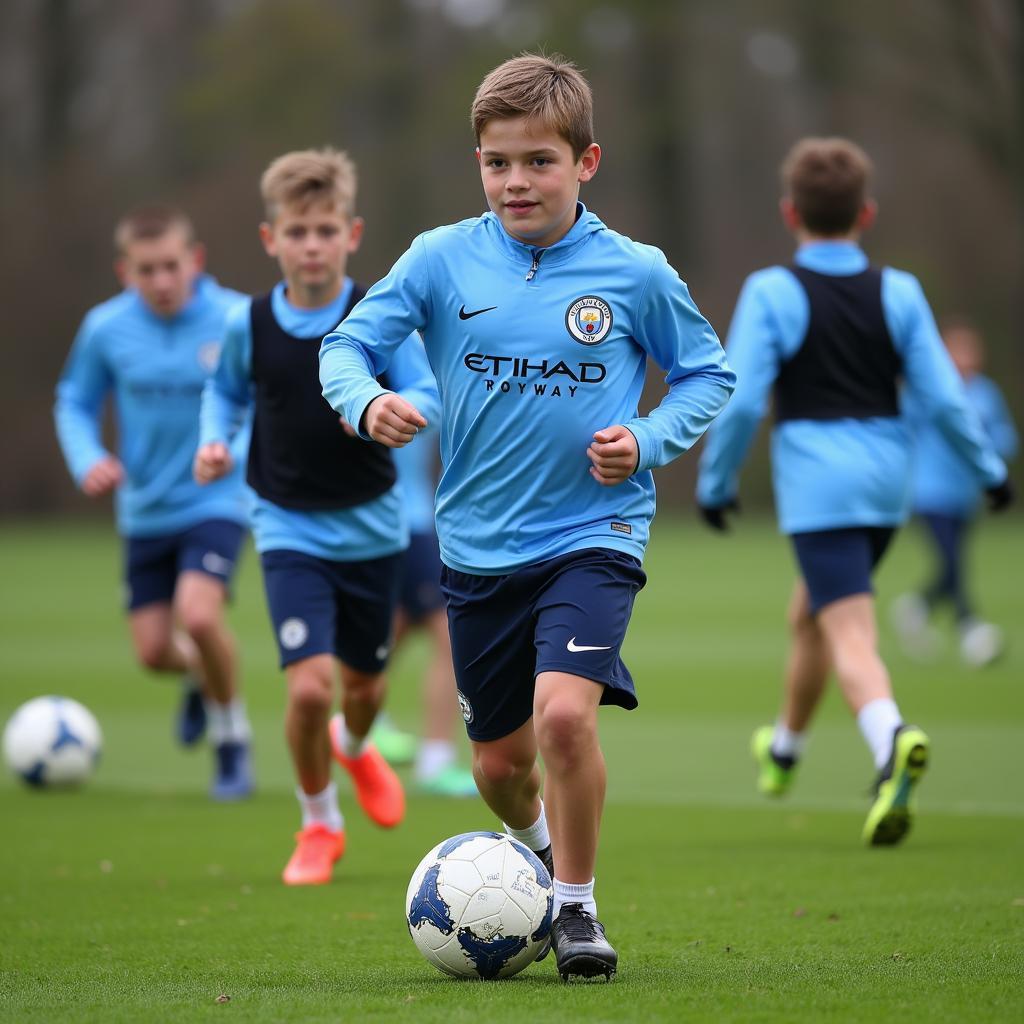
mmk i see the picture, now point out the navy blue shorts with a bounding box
[124,519,246,612]
[441,548,646,742]
[260,549,402,671]
[399,531,445,622]
[791,526,896,614]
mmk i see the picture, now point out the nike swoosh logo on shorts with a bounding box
[458,304,497,320]
[566,637,612,653]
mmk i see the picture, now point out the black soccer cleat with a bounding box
[551,903,617,981]
[533,845,554,962]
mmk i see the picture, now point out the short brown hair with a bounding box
[781,137,873,236]
[260,148,357,221]
[114,205,195,255]
[471,53,593,160]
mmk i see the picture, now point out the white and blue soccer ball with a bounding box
[2,696,102,787]
[406,831,553,980]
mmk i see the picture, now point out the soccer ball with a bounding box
[2,696,102,787]
[406,831,553,980]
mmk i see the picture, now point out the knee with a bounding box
[473,746,533,789]
[787,603,817,640]
[135,638,169,673]
[341,668,383,706]
[535,698,595,763]
[177,602,221,644]
[288,673,333,722]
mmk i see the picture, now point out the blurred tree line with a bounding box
[1,0,1019,518]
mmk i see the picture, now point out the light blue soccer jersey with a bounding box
[320,203,734,574]
[907,373,1018,518]
[54,274,250,538]
[200,280,440,561]
[695,242,1008,534]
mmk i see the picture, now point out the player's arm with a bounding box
[694,271,791,526]
[195,302,253,485]
[590,253,736,489]
[53,314,123,497]
[386,333,441,427]
[320,237,433,448]
[888,271,1009,506]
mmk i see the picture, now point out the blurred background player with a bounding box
[696,138,1012,846]
[195,148,439,886]
[891,317,1018,666]
[321,53,734,980]
[370,425,478,797]
[54,206,253,800]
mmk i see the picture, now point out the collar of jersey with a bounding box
[794,241,869,276]
[271,278,354,337]
[484,201,604,269]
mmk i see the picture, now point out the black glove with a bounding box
[697,498,739,532]
[986,478,1014,512]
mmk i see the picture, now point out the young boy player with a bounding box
[196,149,439,884]
[321,55,734,979]
[696,137,1012,845]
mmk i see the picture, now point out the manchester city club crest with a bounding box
[565,295,613,345]
[197,340,222,372]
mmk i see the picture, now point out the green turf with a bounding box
[1,518,1022,1022]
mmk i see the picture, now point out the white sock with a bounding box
[226,699,251,743]
[416,740,455,781]
[857,698,903,769]
[206,701,230,744]
[504,802,550,853]
[338,717,367,759]
[206,699,251,744]
[771,720,806,760]
[554,878,596,918]
[297,782,343,832]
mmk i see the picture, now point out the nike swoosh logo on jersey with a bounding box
[458,304,497,320]
[566,637,613,653]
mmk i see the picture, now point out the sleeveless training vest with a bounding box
[775,265,902,422]
[246,286,397,509]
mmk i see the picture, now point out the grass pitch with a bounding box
[1,517,1022,1022]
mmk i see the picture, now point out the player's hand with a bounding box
[986,477,1014,513]
[588,425,639,486]
[338,417,358,438]
[697,498,739,532]
[193,442,234,485]
[363,393,427,448]
[81,455,124,497]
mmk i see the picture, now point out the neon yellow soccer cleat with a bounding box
[751,725,796,797]
[863,725,930,846]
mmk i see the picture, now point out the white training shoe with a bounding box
[959,620,1004,668]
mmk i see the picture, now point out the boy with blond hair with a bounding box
[320,55,734,980]
[196,148,439,885]
[55,206,253,799]
[696,137,1012,845]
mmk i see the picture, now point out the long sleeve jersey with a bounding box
[695,242,1007,534]
[320,203,735,574]
[200,279,439,561]
[54,275,250,538]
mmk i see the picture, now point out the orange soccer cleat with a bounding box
[329,714,405,828]
[282,824,346,886]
